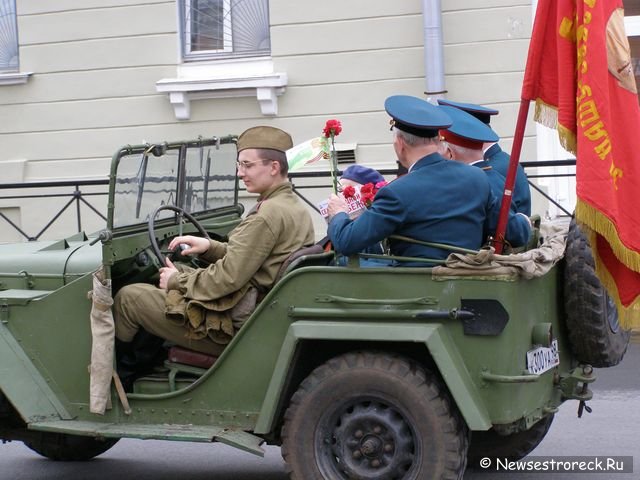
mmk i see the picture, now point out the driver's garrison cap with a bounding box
[385,95,452,138]
[237,126,293,153]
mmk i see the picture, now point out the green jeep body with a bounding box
[0,137,605,479]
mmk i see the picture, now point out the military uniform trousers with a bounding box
[114,283,226,356]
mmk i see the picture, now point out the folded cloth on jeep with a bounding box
[165,284,258,345]
[88,267,115,414]
[432,223,568,280]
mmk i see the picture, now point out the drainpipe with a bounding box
[422,0,446,104]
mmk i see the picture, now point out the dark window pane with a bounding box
[626,0,640,17]
[0,0,18,71]
[182,0,270,60]
[191,0,225,51]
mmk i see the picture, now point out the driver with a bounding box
[113,126,315,385]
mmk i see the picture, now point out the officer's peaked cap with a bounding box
[385,95,452,138]
[439,105,499,149]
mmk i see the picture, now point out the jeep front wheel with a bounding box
[281,351,468,480]
[467,414,554,467]
[24,433,118,461]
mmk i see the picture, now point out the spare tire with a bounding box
[563,218,629,367]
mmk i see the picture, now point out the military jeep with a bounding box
[0,136,629,479]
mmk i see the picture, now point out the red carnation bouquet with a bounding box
[317,173,387,219]
[342,180,388,208]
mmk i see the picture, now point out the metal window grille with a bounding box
[0,0,18,71]
[181,0,271,61]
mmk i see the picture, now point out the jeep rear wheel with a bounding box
[564,218,629,367]
[281,351,468,480]
[24,433,118,461]
[467,414,554,467]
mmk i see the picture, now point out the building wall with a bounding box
[0,0,536,242]
[443,1,534,155]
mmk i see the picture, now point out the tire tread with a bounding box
[281,351,468,480]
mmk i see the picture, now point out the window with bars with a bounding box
[180,0,271,61]
[0,0,18,72]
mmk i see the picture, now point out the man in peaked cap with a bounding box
[113,126,314,388]
[439,105,531,248]
[326,95,497,264]
[437,99,531,216]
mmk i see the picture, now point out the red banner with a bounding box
[522,0,640,326]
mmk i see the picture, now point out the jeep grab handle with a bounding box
[314,295,438,305]
[288,307,474,321]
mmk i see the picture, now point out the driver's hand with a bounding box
[168,235,210,256]
[159,258,179,290]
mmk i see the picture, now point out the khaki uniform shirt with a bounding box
[165,182,315,341]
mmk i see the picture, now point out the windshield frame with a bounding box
[106,136,239,232]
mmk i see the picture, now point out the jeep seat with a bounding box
[274,239,334,283]
[161,346,219,391]
[157,241,333,381]
[167,346,218,368]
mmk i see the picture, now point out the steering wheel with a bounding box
[148,205,210,266]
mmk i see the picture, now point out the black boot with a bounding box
[115,331,166,392]
[131,329,167,373]
[115,338,138,393]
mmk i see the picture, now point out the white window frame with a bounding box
[0,0,31,85]
[183,0,232,59]
[158,0,286,120]
[0,0,18,72]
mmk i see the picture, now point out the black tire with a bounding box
[467,414,554,467]
[564,218,630,367]
[24,433,118,461]
[281,351,468,480]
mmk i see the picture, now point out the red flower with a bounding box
[342,185,356,198]
[360,183,374,195]
[357,182,374,207]
[322,119,342,138]
[358,181,387,208]
[361,192,375,207]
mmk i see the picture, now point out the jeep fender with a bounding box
[254,321,492,434]
[0,294,72,423]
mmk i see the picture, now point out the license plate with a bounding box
[526,339,560,375]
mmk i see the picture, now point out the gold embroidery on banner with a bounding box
[573,0,624,189]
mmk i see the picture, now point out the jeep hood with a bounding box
[0,233,101,291]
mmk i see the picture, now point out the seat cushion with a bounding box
[168,346,218,369]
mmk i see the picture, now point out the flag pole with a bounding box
[493,98,530,254]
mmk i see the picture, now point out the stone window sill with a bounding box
[0,72,33,86]
[156,72,287,120]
